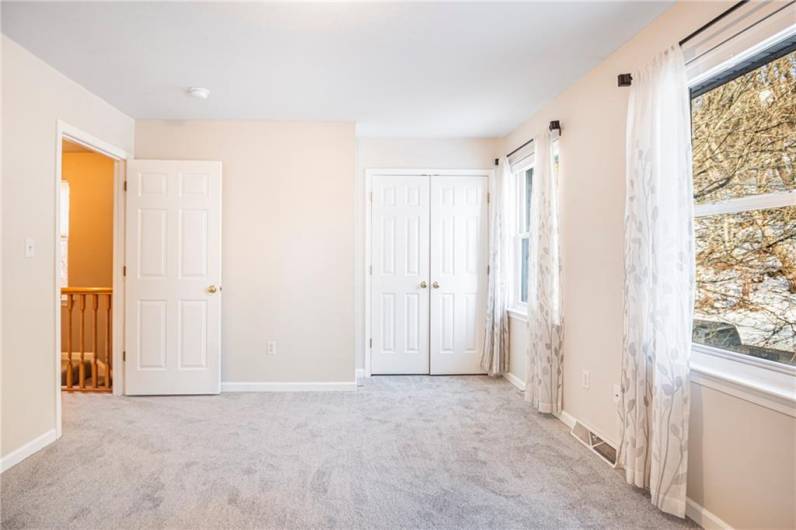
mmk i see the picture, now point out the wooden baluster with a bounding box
[105,293,112,390]
[66,294,73,390]
[79,294,86,389]
[92,293,99,389]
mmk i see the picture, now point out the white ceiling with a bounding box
[2,1,672,137]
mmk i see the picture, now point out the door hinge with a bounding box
[369,191,373,202]
[123,350,126,362]
[487,265,490,275]
[369,338,373,348]
[487,192,491,204]
[123,180,128,192]
[123,265,127,277]
[369,264,373,275]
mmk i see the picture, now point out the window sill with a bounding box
[507,307,527,322]
[690,344,796,418]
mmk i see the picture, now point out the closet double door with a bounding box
[371,173,488,375]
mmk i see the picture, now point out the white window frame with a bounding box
[692,191,796,416]
[687,18,796,416]
[510,159,533,317]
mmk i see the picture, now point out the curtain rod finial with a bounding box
[549,120,561,134]
[618,73,633,87]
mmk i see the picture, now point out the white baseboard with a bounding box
[221,381,357,392]
[0,428,57,473]
[686,498,733,530]
[554,409,733,530]
[503,372,526,391]
[554,409,577,430]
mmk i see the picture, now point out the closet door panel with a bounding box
[429,176,488,374]
[371,175,430,374]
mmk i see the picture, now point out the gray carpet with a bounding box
[1,376,696,529]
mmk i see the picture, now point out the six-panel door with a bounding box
[371,175,431,374]
[429,176,488,374]
[370,174,488,375]
[125,160,222,395]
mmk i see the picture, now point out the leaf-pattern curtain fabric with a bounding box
[618,45,695,518]
[525,131,563,413]
[481,158,511,375]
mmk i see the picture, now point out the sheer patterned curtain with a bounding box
[618,45,695,518]
[524,130,563,413]
[481,158,510,375]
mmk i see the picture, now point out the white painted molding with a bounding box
[504,372,526,391]
[690,348,796,418]
[355,369,365,380]
[221,381,357,392]
[686,498,734,530]
[554,409,577,430]
[506,307,527,322]
[0,429,57,473]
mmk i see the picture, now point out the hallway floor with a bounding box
[1,377,695,529]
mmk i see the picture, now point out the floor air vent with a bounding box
[570,421,617,466]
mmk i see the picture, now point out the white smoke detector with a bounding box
[187,87,210,99]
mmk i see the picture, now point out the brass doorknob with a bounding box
[432,281,440,289]
[419,281,428,289]
[207,285,218,294]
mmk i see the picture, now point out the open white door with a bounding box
[125,160,222,395]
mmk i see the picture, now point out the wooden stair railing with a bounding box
[62,287,112,392]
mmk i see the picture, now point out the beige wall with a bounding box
[688,383,795,529]
[1,36,134,458]
[62,151,114,287]
[355,137,499,371]
[507,316,526,388]
[500,2,795,527]
[135,120,356,384]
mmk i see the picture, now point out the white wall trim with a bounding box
[54,121,129,439]
[504,371,526,391]
[686,498,734,530]
[507,307,527,322]
[355,368,365,380]
[690,347,796,418]
[0,429,57,474]
[554,409,734,529]
[221,381,357,392]
[554,409,577,430]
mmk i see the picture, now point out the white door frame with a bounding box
[363,168,494,377]
[54,121,128,438]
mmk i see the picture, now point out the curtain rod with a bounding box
[618,1,748,87]
[679,0,747,47]
[506,138,533,159]
[503,121,562,162]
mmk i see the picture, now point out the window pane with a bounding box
[691,50,795,204]
[520,238,529,303]
[694,206,796,365]
[524,167,533,231]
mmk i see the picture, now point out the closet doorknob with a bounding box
[419,281,428,289]
[207,285,218,294]
[432,281,440,289]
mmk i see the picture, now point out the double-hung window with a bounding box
[508,136,560,313]
[507,140,534,313]
[689,34,795,376]
[515,163,533,307]
[682,0,796,414]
